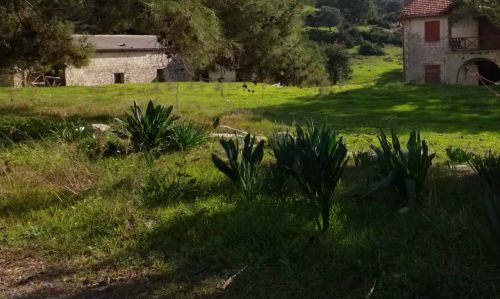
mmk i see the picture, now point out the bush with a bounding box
[358,41,385,56]
[172,121,210,150]
[272,121,349,232]
[306,30,358,49]
[361,27,402,46]
[117,100,179,153]
[364,129,436,206]
[212,134,265,200]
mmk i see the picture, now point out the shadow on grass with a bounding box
[248,82,500,134]
[0,106,116,124]
[9,166,500,298]
[105,169,496,298]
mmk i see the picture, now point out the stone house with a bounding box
[66,35,183,86]
[401,0,500,85]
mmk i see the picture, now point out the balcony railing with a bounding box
[450,36,500,51]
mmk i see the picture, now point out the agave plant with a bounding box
[172,121,210,150]
[352,151,373,168]
[288,121,349,233]
[446,146,473,166]
[469,151,500,243]
[364,129,435,206]
[212,134,265,200]
[117,101,179,152]
[270,133,297,191]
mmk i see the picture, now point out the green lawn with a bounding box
[1,46,498,156]
[1,48,500,298]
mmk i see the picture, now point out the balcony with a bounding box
[450,36,500,51]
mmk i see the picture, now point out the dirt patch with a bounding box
[0,250,161,299]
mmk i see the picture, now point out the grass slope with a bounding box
[1,47,500,298]
[1,46,498,156]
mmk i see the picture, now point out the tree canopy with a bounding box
[463,0,500,24]
[0,0,333,85]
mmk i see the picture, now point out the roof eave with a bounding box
[95,48,167,53]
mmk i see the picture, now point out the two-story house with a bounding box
[402,0,500,85]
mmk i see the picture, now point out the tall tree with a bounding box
[317,6,344,30]
[0,0,91,70]
[336,0,378,23]
[463,0,500,24]
[147,0,226,73]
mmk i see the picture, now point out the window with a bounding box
[425,65,441,84]
[425,21,440,42]
[114,73,125,84]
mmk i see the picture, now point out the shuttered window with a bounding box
[425,21,440,42]
[425,65,441,84]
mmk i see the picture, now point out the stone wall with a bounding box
[403,16,450,84]
[65,51,170,86]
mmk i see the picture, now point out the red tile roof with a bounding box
[401,0,454,19]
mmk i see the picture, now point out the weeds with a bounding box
[141,167,198,205]
[78,134,130,158]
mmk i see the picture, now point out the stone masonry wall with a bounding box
[403,16,449,84]
[65,51,170,86]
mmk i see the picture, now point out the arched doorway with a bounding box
[457,58,500,85]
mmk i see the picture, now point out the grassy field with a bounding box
[1,47,500,298]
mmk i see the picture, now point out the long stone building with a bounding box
[402,0,500,85]
[66,35,182,86]
[0,34,238,87]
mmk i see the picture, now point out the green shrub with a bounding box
[446,146,473,165]
[117,100,179,153]
[172,121,210,150]
[275,121,348,233]
[364,129,435,206]
[469,151,500,243]
[212,134,265,200]
[361,28,402,46]
[358,41,385,56]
